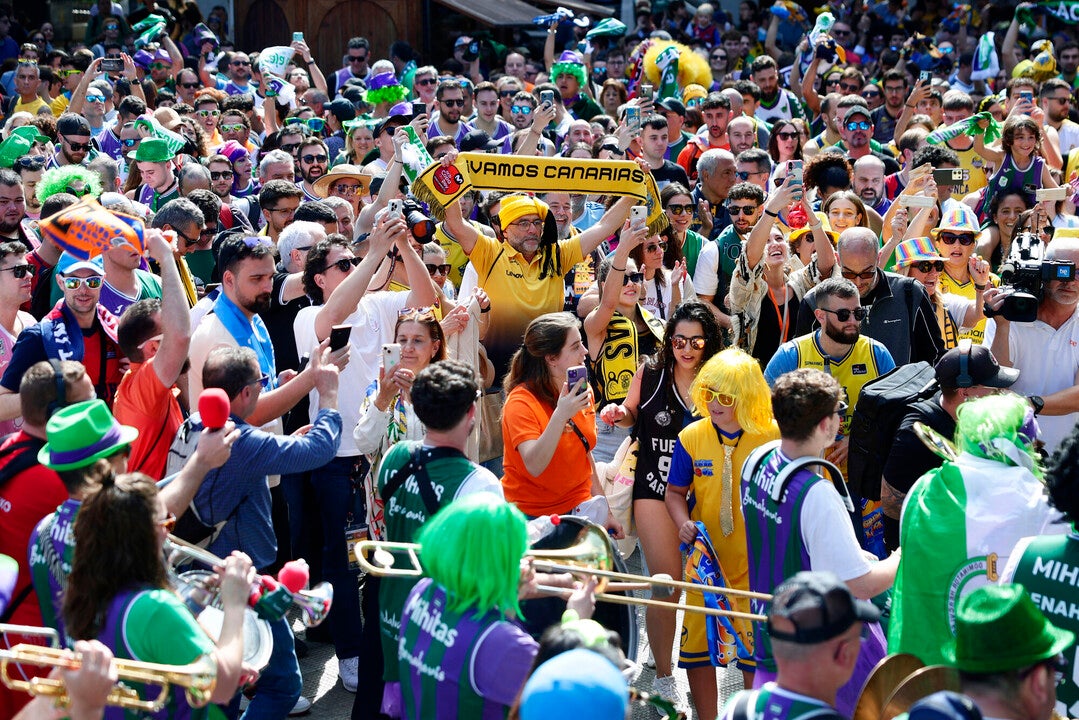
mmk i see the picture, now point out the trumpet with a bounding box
[0,625,216,713]
[356,522,770,621]
[164,535,333,628]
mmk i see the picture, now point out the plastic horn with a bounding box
[0,632,216,712]
[164,535,333,627]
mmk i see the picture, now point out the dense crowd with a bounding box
[3,0,1079,718]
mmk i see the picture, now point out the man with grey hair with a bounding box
[985,236,1079,454]
[795,227,944,366]
[320,196,355,241]
[258,149,296,184]
[693,148,737,239]
[178,162,211,196]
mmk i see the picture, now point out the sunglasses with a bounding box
[499,90,517,97]
[231,60,251,67]
[938,232,976,246]
[600,144,622,155]
[736,170,764,181]
[441,98,465,107]
[121,137,139,148]
[821,306,868,322]
[287,117,325,132]
[301,154,328,164]
[0,264,35,279]
[63,138,93,152]
[700,387,735,406]
[666,203,694,215]
[348,55,368,63]
[425,263,451,276]
[61,276,103,290]
[825,78,841,87]
[323,256,363,273]
[728,205,758,216]
[210,170,234,180]
[180,82,201,89]
[279,143,300,154]
[511,105,533,115]
[247,373,271,389]
[672,335,707,350]
[332,183,361,196]
[58,69,81,77]
[14,156,46,171]
[85,94,105,102]
[776,131,799,140]
[912,260,945,273]
[416,77,438,86]
[150,62,170,70]
[839,83,861,93]
[711,54,727,61]
[840,267,876,281]
[219,123,246,133]
[862,90,882,99]
[172,225,205,248]
[845,121,871,131]
[196,109,220,118]
[104,23,119,30]
[622,271,645,285]
[644,241,667,252]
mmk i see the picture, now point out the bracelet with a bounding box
[905,104,916,109]
[305,59,315,65]
[611,265,626,272]
[974,282,987,290]
[808,221,822,228]
[480,306,491,313]
[764,209,779,217]
[393,156,403,163]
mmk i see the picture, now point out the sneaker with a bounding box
[652,674,688,715]
[339,656,359,693]
[288,696,312,716]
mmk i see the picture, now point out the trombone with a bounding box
[0,624,216,712]
[355,523,770,622]
[164,535,333,628]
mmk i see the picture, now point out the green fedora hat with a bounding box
[127,136,176,163]
[39,399,139,472]
[943,584,1074,673]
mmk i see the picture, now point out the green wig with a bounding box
[37,165,103,204]
[417,493,528,618]
[689,348,776,435]
[955,394,1043,478]
[551,61,587,89]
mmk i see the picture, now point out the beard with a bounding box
[242,293,272,314]
[824,321,859,345]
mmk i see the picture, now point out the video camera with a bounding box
[985,231,1076,322]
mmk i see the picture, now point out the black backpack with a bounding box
[846,361,939,503]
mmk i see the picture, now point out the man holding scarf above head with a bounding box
[442,179,636,382]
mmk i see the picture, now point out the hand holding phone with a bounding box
[382,343,402,376]
[330,325,352,352]
[567,365,588,395]
[630,205,647,228]
[387,199,403,220]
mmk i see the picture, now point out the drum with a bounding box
[526,515,639,660]
[176,569,274,670]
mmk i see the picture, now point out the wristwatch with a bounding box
[1029,395,1045,415]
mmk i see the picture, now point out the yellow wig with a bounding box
[640,40,712,93]
[689,348,775,435]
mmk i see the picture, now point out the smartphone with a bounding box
[899,194,936,208]
[1036,186,1069,202]
[411,100,426,119]
[933,168,969,186]
[293,31,304,42]
[330,324,352,352]
[625,105,641,133]
[387,199,403,219]
[630,205,647,227]
[919,70,931,83]
[205,283,221,295]
[1019,90,1034,104]
[788,159,803,187]
[640,83,654,100]
[101,58,124,73]
[382,343,402,375]
[567,365,588,394]
[540,89,555,107]
[296,353,310,373]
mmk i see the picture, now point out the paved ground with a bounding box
[295,547,746,718]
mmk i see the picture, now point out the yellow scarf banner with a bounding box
[413,152,670,234]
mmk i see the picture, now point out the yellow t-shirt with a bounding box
[14,97,49,116]
[949,141,990,202]
[938,270,998,344]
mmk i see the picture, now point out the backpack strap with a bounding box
[741,440,853,512]
[0,436,45,489]
[381,445,466,517]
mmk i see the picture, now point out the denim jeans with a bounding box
[241,617,301,720]
[594,422,630,465]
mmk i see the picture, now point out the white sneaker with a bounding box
[288,696,312,716]
[339,656,359,693]
[652,674,689,715]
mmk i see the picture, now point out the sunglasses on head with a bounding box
[511,105,533,115]
[425,263,451,276]
[14,156,45,171]
[938,232,975,246]
[672,335,707,350]
[0,264,35,279]
[700,387,735,405]
[728,205,758,216]
[912,260,945,273]
[821,306,868,322]
[398,305,438,321]
[61,276,103,290]
[63,138,92,152]
[323,256,362,273]
[666,203,694,215]
[301,154,328,164]
[442,98,465,107]
[622,271,645,285]
[845,120,871,131]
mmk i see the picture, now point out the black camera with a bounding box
[403,200,436,243]
[462,40,481,62]
[985,232,1076,322]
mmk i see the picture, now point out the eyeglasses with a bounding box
[845,121,871,131]
[820,306,868,322]
[301,154,328,164]
[511,105,533,115]
[323,256,362,273]
[180,82,201,89]
[85,93,105,102]
[121,137,139,148]
[912,260,945,273]
[700,387,735,406]
[210,170,234,180]
[862,90,881,99]
[196,109,220,118]
[441,98,465,107]
[622,271,645,285]
[938,232,976,246]
[644,241,667,252]
[840,266,876,281]
[509,218,544,230]
[158,513,177,532]
[220,123,245,133]
[332,183,361,196]
[348,54,368,63]
[61,276,103,290]
[1048,96,1073,104]
[776,131,799,140]
[150,62,170,70]
[0,264,35,279]
[14,156,46,171]
[425,263,451,276]
[279,143,300,154]
[671,335,707,350]
[836,400,849,417]
[287,117,325,132]
[416,77,438,86]
[63,137,93,152]
[265,205,298,215]
[728,205,758,216]
[666,203,694,215]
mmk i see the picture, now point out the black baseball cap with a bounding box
[57,114,92,137]
[657,97,686,116]
[325,98,356,123]
[934,343,1019,390]
[459,129,502,153]
[768,571,880,645]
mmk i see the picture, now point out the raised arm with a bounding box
[747,181,796,268]
[293,40,327,95]
[578,196,635,256]
[583,220,646,353]
[145,230,191,387]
